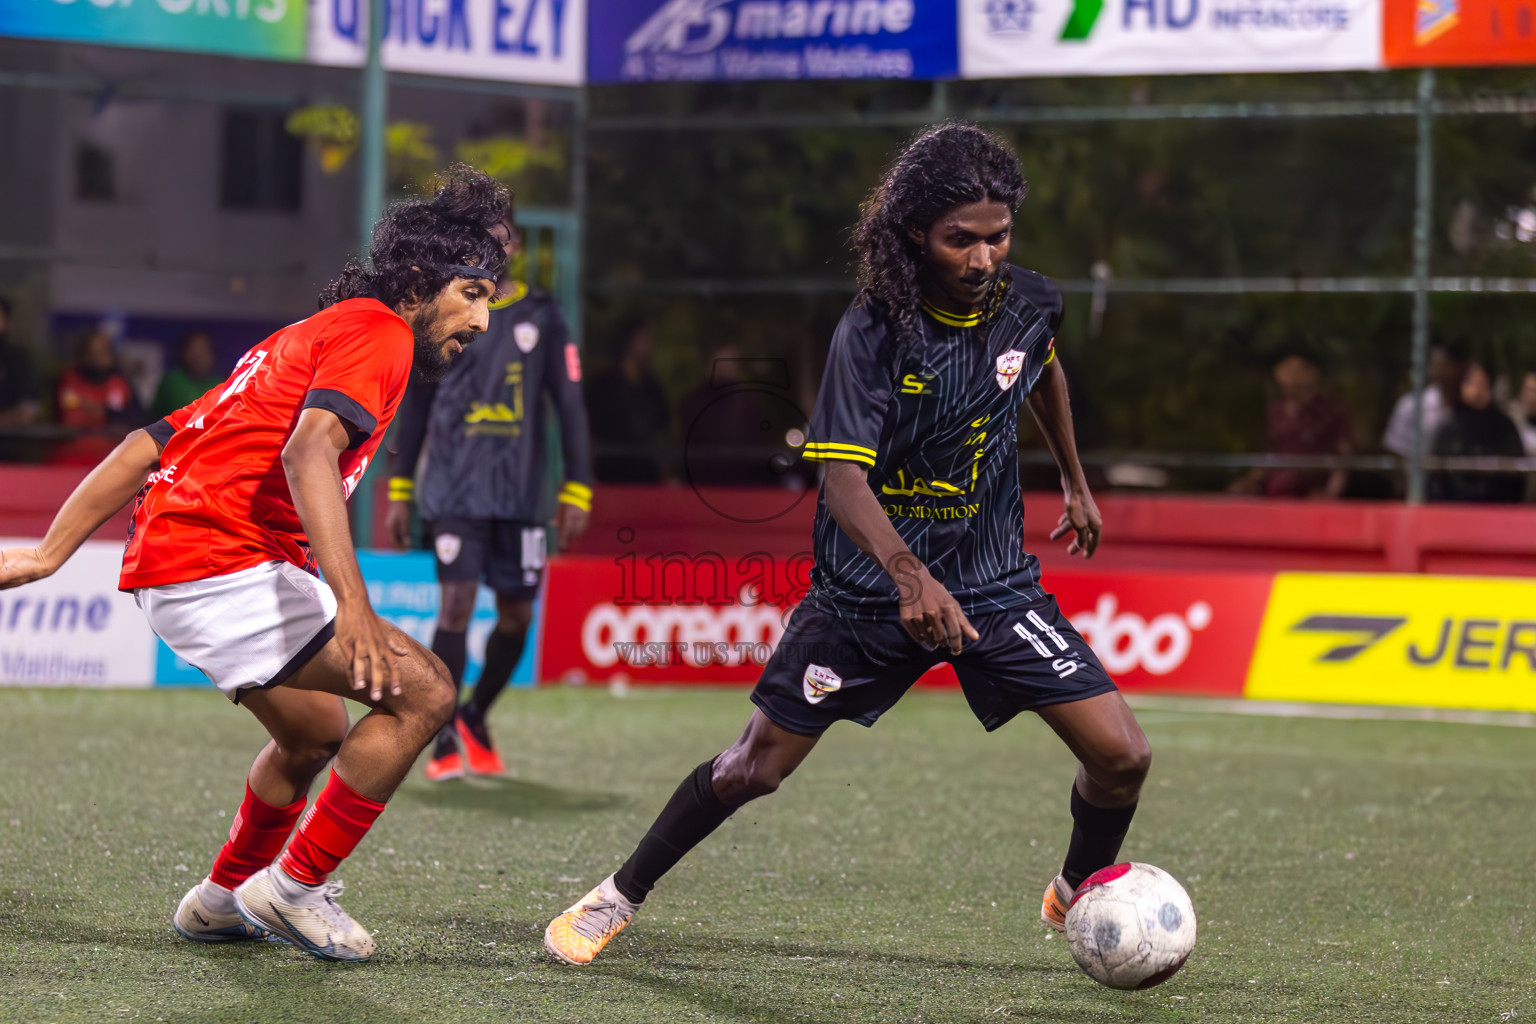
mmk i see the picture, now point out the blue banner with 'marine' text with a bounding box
[588,0,958,82]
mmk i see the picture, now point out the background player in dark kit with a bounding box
[544,123,1153,966]
[387,224,593,781]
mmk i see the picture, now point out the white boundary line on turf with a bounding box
[1124,694,1536,729]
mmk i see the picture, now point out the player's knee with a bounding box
[405,655,457,731]
[715,756,792,803]
[282,736,343,777]
[1104,739,1152,793]
[495,602,533,635]
[427,668,458,730]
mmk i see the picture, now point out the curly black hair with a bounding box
[319,163,513,310]
[850,122,1027,349]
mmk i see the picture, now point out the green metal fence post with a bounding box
[353,0,387,547]
[1407,68,1436,505]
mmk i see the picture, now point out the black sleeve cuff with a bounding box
[145,418,176,448]
[303,388,378,450]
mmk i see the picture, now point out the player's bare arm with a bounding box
[0,427,164,588]
[283,407,411,702]
[822,460,978,654]
[1027,357,1102,558]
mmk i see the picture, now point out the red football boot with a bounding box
[456,709,506,776]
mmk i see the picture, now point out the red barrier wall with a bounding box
[566,484,1536,577]
[5,469,1535,577]
[0,466,136,541]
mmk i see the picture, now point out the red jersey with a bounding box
[119,299,414,590]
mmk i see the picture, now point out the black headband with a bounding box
[428,263,498,282]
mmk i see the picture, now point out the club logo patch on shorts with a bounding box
[996,350,1025,391]
[802,664,842,704]
[435,534,462,565]
[514,321,540,353]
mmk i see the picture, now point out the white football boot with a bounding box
[233,866,375,962]
[173,877,270,942]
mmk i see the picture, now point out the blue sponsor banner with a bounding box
[155,551,540,688]
[588,0,958,82]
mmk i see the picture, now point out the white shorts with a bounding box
[136,561,338,702]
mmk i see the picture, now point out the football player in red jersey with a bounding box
[0,165,513,963]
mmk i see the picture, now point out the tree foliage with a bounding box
[583,70,1536,469]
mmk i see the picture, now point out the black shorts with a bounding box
[428,518,547,600]
[751,595,1118,736]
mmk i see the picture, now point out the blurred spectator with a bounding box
[1428,361,1525,504]
[680,345,769,486]
[152,330,223,419]
[1230,350,1353,499]
[1382,342,1463,457]
[0,296,40,428]
[52,327,145,465]
[679,345,808,488]
[1507,370,1536,456]
[586,318,671,482]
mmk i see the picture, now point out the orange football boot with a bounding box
[424,749,465,782]
[456,711,506,776]
[543,876,639,965]
[1041,874,1073,932]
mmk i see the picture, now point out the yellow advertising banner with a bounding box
[1246,572,1536,711]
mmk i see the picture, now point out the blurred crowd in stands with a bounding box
[4,293,1536,503]
[0,296,226,465]
[1227,342,1536,504]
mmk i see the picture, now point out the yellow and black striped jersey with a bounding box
[802,264,1062,621]
[389,287,593,522]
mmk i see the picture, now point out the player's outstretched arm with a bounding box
[282,407,409,701]
[1026,358,1102,558]
[822,460,978,654]
[0,428,164,589]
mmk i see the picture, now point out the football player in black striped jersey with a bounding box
[387,222,593,781]
[543,123,1150,965]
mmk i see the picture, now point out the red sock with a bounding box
[278,770,386,886]
[208,783,306,891]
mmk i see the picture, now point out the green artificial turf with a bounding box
[0,686,1532,1023]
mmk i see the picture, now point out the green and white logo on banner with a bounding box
[1058,0,1102,39]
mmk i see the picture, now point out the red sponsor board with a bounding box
[538,556,1273,696]
[1384,0,1536,67]
[538,555,802,685]
[914,571,1273,695]
[1041,570,1274,696]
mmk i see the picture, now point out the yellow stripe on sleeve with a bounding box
[558,481,592,511]
[802,445,877,467]
[803,441,878,457]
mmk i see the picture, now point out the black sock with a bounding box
[432,628,468,689]
[1060,784,1138,890]
[613,759,737,905]
[429,629,467,760]
[467,628,526,721]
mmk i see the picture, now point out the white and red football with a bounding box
[1064,862,1196,990]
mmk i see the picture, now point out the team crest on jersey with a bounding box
[513,322,539,353]
[996,350,1026,391]
[435,534,462,566]
[802,664,842,704]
